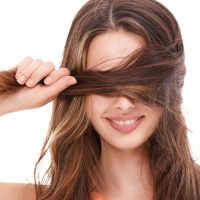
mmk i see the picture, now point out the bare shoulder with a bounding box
[0,182,36,200]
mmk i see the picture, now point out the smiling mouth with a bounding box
[106,116,145,133]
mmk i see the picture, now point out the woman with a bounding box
[0,0,200,199]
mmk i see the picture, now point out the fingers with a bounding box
[16,57,43,85]
[39,76,77,104]
[25,61,55,87]
[15,57,76,89]
[10,57,78,110]
[16,58,53,86]
[43,68,71,85]
[15,57,33,79]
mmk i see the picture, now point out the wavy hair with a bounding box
[0,0,200,199]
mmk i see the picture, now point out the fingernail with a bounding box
[26,78,34,87]
[18,75,26,84]
[44,77,52,84]
[69,77,77,84]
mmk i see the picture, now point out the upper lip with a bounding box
[106,115,144,121]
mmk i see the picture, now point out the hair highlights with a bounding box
[0,0,200,199]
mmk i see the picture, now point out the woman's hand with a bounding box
[0,57,77,115]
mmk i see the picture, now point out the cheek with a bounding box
[148,108,162,130]
[140,106,162,135]
[154,107,162,122]
[85,95,110,119]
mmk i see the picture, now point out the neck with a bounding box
[99,141,154,199]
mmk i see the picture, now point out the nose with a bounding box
[114,96,135,112]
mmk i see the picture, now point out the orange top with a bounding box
[90,191,108,200]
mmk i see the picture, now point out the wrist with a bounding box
[0,95,16,116]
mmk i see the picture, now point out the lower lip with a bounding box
[106,117,144,134]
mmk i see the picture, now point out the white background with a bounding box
[0,1,199,183]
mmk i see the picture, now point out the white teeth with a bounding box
[112,119,136,126]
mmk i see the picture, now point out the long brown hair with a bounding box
[0,0,200,199]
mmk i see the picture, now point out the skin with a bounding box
[85,29,162,200]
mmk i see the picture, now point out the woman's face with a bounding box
[85,29,162,151]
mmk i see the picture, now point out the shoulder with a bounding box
[0,182,36,200]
